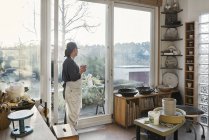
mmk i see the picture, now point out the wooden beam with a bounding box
[114,0,162,7]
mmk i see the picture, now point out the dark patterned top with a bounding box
[62,57,81,83]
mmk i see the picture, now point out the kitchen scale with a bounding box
[8,110,34,137]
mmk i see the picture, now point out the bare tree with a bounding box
[59,0,99,48]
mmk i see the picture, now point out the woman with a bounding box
[62,42,86,128]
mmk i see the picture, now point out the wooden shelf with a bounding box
[161,24,183,28]
[161,38,183,41]
[161,9,183,14]
[160,67,183,70]
[161,54,183,56]
[185,22,195,107]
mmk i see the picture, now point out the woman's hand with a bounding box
[79,65,87,74]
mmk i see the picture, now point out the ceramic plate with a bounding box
[167,45,181,55]
[165,56,178,68]
[162,72,179,88]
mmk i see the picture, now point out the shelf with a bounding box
[186,38,195,41]
[161,9,183,14]
[161,24,183,28]
[185,71,194,72]
[186,30,195,32]
[185,95,194,98]
[185,87,194,90]
[161,54,183,56]
[185,79,194,81]
[185,103,194,106]
[161,38,183,41]
[160,67,183,70]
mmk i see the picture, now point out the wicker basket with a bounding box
[0,104,11,130]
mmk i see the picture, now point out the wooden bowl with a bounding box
[157,85,173,92]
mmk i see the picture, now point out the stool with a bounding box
[177,105,205,140]
[52,124,79,140]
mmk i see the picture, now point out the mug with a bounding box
[188,66,193,71]
[189,51,193,55]
[189,35,193,39]
[187,83,192,88]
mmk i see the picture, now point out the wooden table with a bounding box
[0,106,56,140]
[134,117,184,140]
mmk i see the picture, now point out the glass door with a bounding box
[56,0,107,123]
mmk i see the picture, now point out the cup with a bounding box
[189,51,193,55]
[188,66,193,71]
[187,83,192,88]
[162,98,176,116]
[189,35,193,39]
[148,111,160,125]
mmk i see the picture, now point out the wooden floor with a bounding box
[78,123,208,140]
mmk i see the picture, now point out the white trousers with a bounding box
[65,79,82,128]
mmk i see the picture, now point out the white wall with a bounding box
[187,0,209,21]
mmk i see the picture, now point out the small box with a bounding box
[53,124,79,140]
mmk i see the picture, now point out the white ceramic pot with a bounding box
[162,98,176,116]
[6,82,25,102]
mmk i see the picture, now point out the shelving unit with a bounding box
[185,22,195,106]
[114,92,172,127]
[160,8,183,86]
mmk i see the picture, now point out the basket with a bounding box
[0,104,11,130]
[0,111,11,130]
[154,107,186,124]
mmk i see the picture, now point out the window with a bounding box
[113,5,154,90]
[198,13,209,126]
[0,0,40,99]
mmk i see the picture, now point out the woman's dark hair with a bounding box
[64,42,77,57]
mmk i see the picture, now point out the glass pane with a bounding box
[0,0,40,99]
[199,23,209,33]
[199,34,209,43]
[199,44,209,54]
[199,84,209,95]
[199,75,209,84]
[199,55,209,64]
[58,0,106,122]
[200,115,208,125]
[114,6,152,90]
[199,13,209,23]
[199,65,209,74]
[199,94,209,104]
[199,104,208,115]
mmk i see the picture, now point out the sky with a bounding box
[0,0,40,47]
[0,0,151,47]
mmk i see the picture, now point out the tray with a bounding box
[154,107,186,124]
